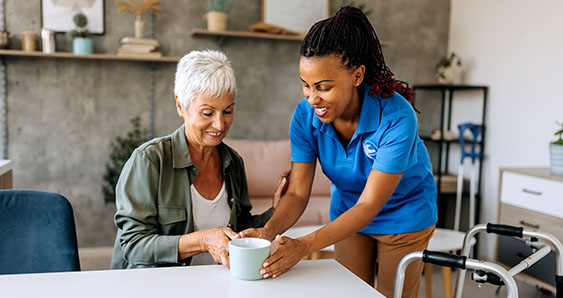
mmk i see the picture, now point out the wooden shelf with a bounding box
[192,28,305,41]
[191,29,391,46]
[0,49,180,62]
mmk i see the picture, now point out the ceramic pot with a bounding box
[550,144,563,175]
[73,37,93,55]
[437,65,459,84]
[205,11,228,32]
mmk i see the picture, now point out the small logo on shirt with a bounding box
[363,140,378,159]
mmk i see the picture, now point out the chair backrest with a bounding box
[0,190,81,274]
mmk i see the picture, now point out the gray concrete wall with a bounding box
[4,0,449,247]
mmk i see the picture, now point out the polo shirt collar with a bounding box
[356,83,381,134]
[312,82,381,135]
[171,125,233,170]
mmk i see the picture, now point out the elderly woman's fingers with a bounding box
[220,250,230,268]
[222,227,238,240]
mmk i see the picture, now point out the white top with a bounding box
[0,260,384,298]
[190,182,230,266]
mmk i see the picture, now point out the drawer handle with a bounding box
[519,220,540,229]
[521,188,542,196]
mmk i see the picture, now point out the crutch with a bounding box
[394,250,518,298]
[454,223,563,298]
[454,123,482,231]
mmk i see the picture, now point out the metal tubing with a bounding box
[507,245,551,276]
[454,163,464,231]
[465,259,518,298]
[521,230,563,275]
[393,251,423,298]
[469,162,476,228]
[454,224,488,298]
[395,251,518,298]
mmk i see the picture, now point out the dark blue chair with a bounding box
[0,190,81,274]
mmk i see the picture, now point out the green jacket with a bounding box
[111,125,273,269]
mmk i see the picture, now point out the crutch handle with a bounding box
[422,250,467,269]
[486,223,524,238]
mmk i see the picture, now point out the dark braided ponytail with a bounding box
[301,6,416,110]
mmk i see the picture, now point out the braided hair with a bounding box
[300,6,416,110]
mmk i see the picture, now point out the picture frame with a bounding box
[262,0,330,34]
[41,0,105,34]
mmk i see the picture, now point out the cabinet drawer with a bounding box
[499,203,563,242]
[500,171,563,219]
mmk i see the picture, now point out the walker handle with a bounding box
[486,223,523,238]
[422,250,467,269]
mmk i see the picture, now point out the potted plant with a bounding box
[205,0,230,32]
[342,1,373,16]
[436,52,462,84]
[550,121,563,175]
[117,0,161,39]
[68,13,93,55]
[102,117,149,204]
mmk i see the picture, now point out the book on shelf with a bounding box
[120,37,159,47]
[116,50,162,58]
[118,44,157,53]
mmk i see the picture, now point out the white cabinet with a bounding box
[497,168,563,291]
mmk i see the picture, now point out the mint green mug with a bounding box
[229,238,271,280]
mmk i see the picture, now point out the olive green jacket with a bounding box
[111,125,273,269]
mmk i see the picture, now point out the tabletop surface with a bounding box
[0,259,384,298]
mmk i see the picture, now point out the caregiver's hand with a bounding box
[260,235,309,279]
[273,170,290,210]
[203,227,238,268]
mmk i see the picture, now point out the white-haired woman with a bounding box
[111,50,284,269]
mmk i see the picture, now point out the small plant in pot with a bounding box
[205,0,230,32]
[436,52,462,84]
[68,13,93,55]
[550,121,563,175]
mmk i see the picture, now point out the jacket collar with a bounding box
[171,125,233,170]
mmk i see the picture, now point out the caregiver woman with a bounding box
[239,6,437,297]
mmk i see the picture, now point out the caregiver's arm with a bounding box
[303,169,402,252]
[261,169,402,278]
[238,161,316,241]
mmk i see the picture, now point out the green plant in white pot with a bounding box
[68,13,93,55]
[550,121,563,175]
[205,0,230,32]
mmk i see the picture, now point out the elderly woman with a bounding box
[111,50,281,268]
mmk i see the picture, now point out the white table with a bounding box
[0,259,384,298]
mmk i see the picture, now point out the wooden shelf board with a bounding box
[192,28,305,41]
[0,49,180,62]
[191,29,391,47]
[414,84,488,90]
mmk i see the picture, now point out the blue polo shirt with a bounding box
[289,84,437,235]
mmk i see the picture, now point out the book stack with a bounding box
[117,37,162,58]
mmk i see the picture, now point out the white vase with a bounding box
[550,144,563,175]
[134,16,144,38]
[438,65,459,84]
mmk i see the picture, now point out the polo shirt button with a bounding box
[227,224,232,228]
[230,198,234,202]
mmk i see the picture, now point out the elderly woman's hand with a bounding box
[259,235,309,278]
[202,227,238,267]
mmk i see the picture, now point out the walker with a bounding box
[393,223,563,298]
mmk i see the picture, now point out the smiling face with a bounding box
[299,55,365,123]
[176,91,235,149]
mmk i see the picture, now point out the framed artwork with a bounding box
[262,0,330,33]
[41,0,105,34]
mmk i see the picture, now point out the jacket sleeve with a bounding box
[114,149,180,266]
